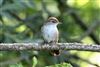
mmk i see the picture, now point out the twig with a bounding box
[0,43,100,52]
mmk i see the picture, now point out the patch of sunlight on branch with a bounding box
[15,25,27,33]
[81,37,94,44]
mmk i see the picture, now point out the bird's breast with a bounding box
[42,25,58,42]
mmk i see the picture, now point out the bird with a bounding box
[41,17,60,56]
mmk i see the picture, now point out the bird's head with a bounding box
[46,17,61,25]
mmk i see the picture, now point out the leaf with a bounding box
[46,63,73,67]
[32,57,38,67]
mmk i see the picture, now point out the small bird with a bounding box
[41,17,60,56]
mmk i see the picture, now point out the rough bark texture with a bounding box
[0,43,100,52]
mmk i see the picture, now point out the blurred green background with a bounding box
[0,0,100,67]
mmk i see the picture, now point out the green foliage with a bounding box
[46,63,73,67]
[9,63,23,67]
[0,0,100,67]
[32,57,38,67]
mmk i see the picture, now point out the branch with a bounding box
[0,43,100,52]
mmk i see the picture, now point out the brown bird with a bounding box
[41,17,60,56]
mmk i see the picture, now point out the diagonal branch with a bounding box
[0,43,100,52]
[7,11,42,33]
[78,21,100,41]
[56,0,100,44]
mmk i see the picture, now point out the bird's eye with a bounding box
[52,20,56,23]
